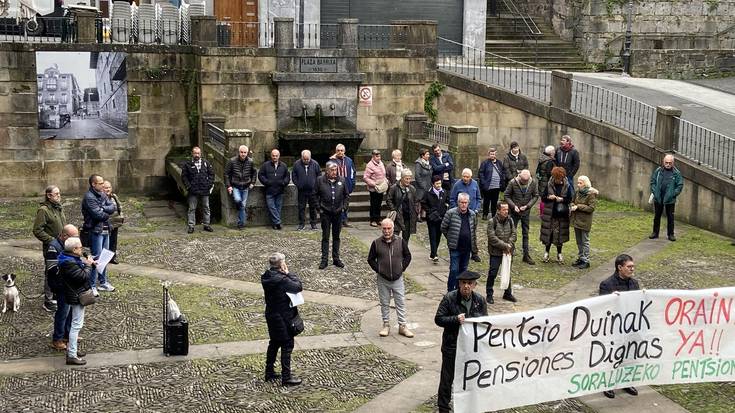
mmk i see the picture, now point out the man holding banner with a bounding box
[599,253,640,399]
[435,271,488,413]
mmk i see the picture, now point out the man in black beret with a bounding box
[434,271,488,413]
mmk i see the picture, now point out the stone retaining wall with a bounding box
[631,49,735,79]
[437,70,735,238]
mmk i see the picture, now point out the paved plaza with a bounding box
[1,196,734,412]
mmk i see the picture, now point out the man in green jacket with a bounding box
[649,154,684,242]
[32,185,66,312]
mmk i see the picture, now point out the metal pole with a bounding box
[621,1,633,76]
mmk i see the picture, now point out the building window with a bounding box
[61,93,67,104]
[38,93,42,102]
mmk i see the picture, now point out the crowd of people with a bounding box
[28,136,686,399]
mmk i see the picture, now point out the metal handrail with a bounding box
[677,118,735,178]
[498,0,541,36]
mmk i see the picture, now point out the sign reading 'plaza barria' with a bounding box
[300,57,338,73]
[454,288,735,412]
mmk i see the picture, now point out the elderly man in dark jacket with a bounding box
[48,224,78,351]
[262,252,303,387]
[486,201,517,303]
[504,169,539,265]
[368,219,413,338]
[649,154,684,242]
[33,185,66,312]
[478,147,506,220]
[224,145,256,229]
[291,149,321,231]
[599,254,640,399]
[58,236,95,365]
[314,162,349,269]
[385,169,418,242]
[441,193,478,292]
[422,176,449,261]
[435,270,488,413]
[82,174,117,294]
[182,146,215,233]
[259,149,291,230]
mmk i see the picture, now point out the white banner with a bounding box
[454,288,735,412]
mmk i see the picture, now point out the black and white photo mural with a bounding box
[36,51,127,139]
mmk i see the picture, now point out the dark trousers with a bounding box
[109,227,119,255]
[511,212,530,254]
[321,210,342,262]
[437,350,456,412]
[481,188,501,217]
[369,191,384,222]
[652,202,676,236]
[427,220,443,258]
[297,189,318,226]
[487,254,512,298]
[52,292,72,341]
[265,337,295,379]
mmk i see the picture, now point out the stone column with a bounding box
[550,70,573,111]
[404,113,428,142]
[74,10,97,43]
[449,125,479,171]
[654,106,682,152]
[190,16,217,47]
[338,18,358,50]
[390,20,437,57]
[274,17,294,50]
[225,129,254,158]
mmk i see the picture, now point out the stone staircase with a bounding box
[485,0,589,71]
[346,170,389,223]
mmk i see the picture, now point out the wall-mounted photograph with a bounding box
[36,51,127,139]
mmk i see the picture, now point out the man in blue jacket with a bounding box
[330,144,356,227]
[291,149,321,230]
[430,144,455,191]
[259,149,291,230]
[649,154,684,241]
[478,147,506,220]
[81,174,117,294]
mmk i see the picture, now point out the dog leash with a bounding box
[13,286,45,300]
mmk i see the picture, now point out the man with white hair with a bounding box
[504,169,540,264]
[385,169,418,242]
[258,149,291,230]
[367,218,414,338]
[536,145,556,193]
[330,144,356,227]
[449,169,483,262]
[441,193,478,291]
[225,145,257,229]
[385,149,405,186]
[314,161,349,269]
[291,149,321,231]
[649,154,683,241]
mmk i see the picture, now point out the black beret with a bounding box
[457,271,480,281]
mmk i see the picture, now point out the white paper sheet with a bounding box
[95,248,115,274]
[286,292,305,307]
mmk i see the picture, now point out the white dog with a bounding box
[2,273,20,313]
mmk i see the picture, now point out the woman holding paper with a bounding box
[261,252,304,387]
[485,201,517,304]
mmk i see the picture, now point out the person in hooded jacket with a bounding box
[570,176,598,269]
[261,252,303,387]
[58,237,95,365]
[503,141,529,180]
[535,145,556,216]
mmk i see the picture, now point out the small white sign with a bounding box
[359,86,373,106]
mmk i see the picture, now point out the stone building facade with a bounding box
[37,65,82,128]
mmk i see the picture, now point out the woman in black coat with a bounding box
[261,252,303,386]
[540,167,573,264]
[422,176,449,262]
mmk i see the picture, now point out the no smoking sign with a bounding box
[359,86,373,106]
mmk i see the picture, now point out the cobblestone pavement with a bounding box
[0,345,418,413]
[119,229,382,300]
[0,258,361,360]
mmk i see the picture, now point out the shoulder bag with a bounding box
[289,312,305,336]
[375,179,389,194]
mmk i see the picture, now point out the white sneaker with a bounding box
[557,253,563,264]
[98,283,116,292]
[542,252,549,263]
[91,287,100,297]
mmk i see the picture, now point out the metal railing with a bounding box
[437,37,551,103]
[498,0,542,37]
[0,17,76,43]
[358,24,408,49]
[424,122,450,145]
[570,80,657,141]
[678,119,735,178]
[216,21,273,47]
[206,122,226,152]
[294,23,338,48]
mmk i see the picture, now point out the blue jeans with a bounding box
[52,293,72,341]
[232,187,250,225]
[67,304,85,358]
[90,232,109,286]
[448,249,470,292]
[265,193,283,226]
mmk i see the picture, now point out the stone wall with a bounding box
[631,49,735,79]
[547,0,735,67]
[437,70,735,238]
[0,43,192,196]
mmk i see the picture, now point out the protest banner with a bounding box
[454,287,735,412]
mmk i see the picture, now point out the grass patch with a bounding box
[655,382,735,413]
